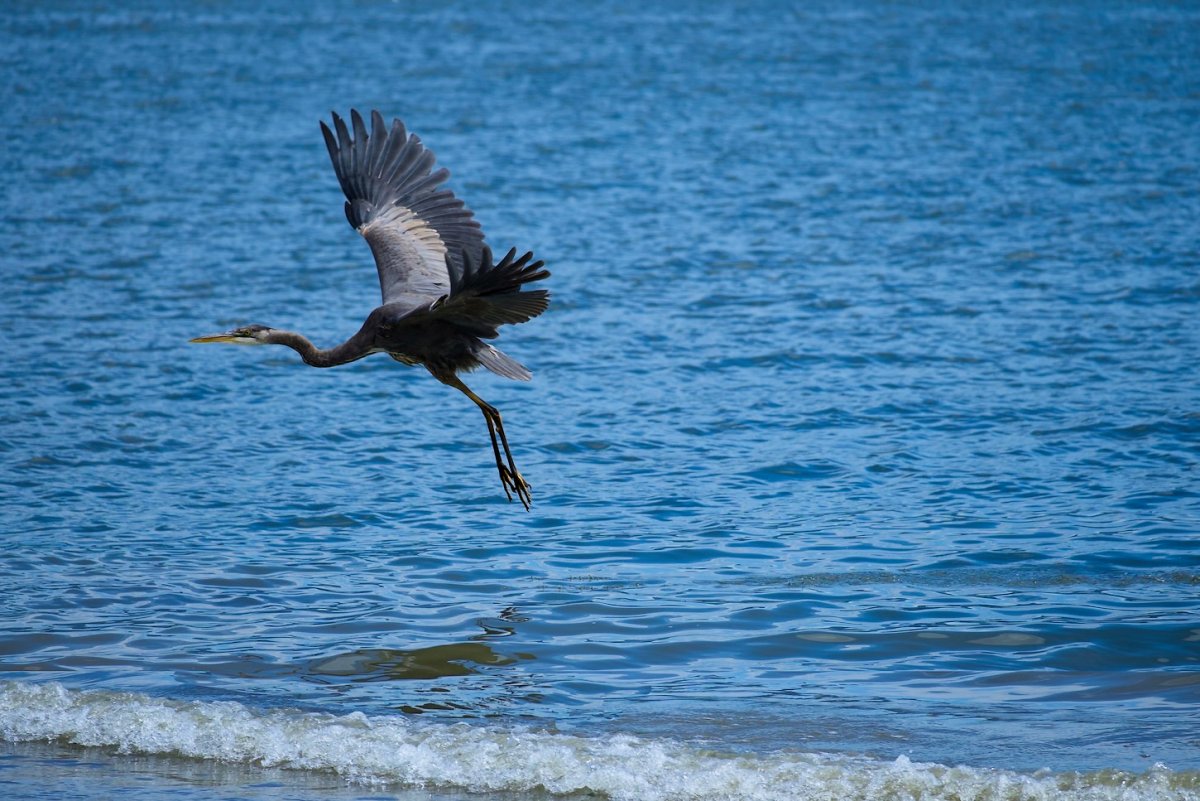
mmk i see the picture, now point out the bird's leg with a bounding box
[479,404,533,511]
[442,375,533,510]
[487,407,528,503]
[482,404,533,511]
[479,405,513,503]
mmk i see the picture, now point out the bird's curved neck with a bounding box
[265,329,372,368]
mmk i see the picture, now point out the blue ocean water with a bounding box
[2,1,1199,799]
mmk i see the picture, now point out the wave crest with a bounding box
[1,681,1196,801]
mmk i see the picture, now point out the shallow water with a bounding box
[2,1,1199,799]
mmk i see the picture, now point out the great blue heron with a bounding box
[192,110,550,510]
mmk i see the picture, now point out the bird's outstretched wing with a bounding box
[321,110,485,302]
[433,246,550,337]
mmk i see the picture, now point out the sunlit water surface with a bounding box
[2,1,1198,799]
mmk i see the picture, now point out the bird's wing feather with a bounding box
[436,246,551,337]
[378,247,549,381]
[384,246,550,338]
[321,110,485,303]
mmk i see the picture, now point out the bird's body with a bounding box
[193,111,549,509]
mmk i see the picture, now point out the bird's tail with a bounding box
[475,343,532,381]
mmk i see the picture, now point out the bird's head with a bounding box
[190,324,276,346]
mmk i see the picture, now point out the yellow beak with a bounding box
[189,332,252,344]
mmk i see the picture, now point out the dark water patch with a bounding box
[744,460,847,482]
[306,643,522,682]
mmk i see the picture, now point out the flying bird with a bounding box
[192,110,550,510]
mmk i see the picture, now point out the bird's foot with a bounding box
[497,464,532,511]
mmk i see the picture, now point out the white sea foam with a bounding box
[1,681,1196,801]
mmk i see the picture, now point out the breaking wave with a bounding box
[2,681,1196,801]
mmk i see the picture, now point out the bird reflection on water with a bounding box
[308,643,519,682]
[193,110,550,509]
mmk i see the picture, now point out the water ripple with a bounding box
[2,0,1199,792]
